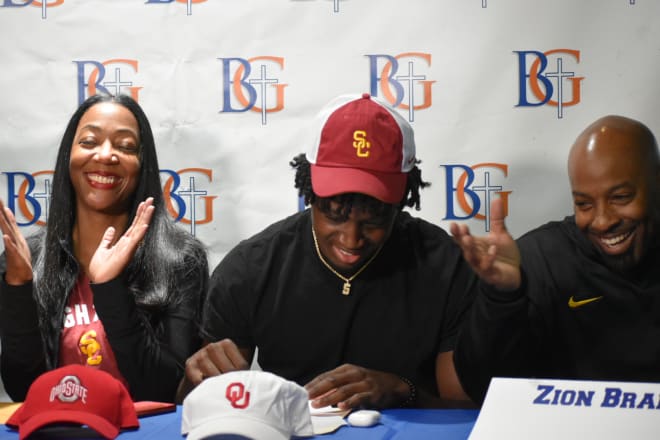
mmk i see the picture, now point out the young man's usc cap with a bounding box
[6,365,138,439]
[306,93,416,204]
[181,370,314,440]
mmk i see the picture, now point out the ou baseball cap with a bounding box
[6,365,139,439]
[182,370,314,440]
[306,93,416,204]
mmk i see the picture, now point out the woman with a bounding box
[0,94,208,402]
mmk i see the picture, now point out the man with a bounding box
[177,93,477,409]
[451,115,660,404]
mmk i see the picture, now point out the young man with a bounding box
[177,93,477,409]
[451,115,660,404]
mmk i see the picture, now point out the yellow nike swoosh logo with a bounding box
[568,296,603,309]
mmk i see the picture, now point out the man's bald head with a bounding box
[568,115,658,185]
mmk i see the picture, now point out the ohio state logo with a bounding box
[50,375,89,403]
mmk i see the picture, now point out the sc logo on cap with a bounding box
[353,130,371,158]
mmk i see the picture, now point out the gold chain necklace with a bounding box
[311,223,384,296]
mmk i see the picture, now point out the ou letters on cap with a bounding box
[182,370,314,440]
[6,364,139,439]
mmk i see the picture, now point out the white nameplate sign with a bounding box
[469,377,660,440]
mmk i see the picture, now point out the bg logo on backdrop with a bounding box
[74,59,142,105]
[0,0,63,19]
[144,0,206,16]
[2,168,215,237]
[290,0,342,13]
[161,168,217,237]
[441,163,511,233]
[366,52,435,122]
[515,49,584,119]
[218,56,288,125]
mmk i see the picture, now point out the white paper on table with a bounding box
[308,402,349,435]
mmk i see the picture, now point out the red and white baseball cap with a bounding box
[6,365,138,440]
[306,93,416,204]
[181,370,314,440]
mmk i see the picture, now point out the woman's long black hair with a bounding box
[31,94,207,365]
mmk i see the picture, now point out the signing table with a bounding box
[0,406,479,439]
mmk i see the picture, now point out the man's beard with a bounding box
[597,245,639,275]
[597,217,657,276]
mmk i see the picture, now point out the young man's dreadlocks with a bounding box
[290,153,430,222]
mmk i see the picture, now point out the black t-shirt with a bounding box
[203,209,477,395]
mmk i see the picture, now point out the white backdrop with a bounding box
[1,0,659,400]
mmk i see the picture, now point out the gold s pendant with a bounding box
[342,281,351,296]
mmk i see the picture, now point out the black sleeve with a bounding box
[453,273,537,405]
[0,280,48,401]
[92,261,206,403]
[201,245,255,350]
[436,246,480,354]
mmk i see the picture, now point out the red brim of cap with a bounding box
[14,410,120,440]
[311,164,407,204]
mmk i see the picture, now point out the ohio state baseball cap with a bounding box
[181,370,314,440]
[306,93,416,204]
[6,365,139,439]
